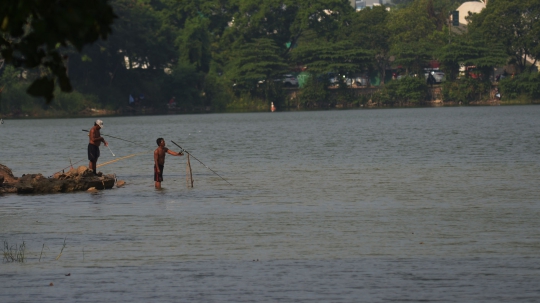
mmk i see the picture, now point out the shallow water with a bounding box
[1,106,540,302]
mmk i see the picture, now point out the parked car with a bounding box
[329,76,340,87]
[396,72,422,80]
[424,71,445,83]
[346,76,369,87]
[258,74,298,86]
[276,74,298,86]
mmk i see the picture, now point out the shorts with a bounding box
[88,144,100,162]
[154,164,164,182]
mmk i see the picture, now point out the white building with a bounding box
[455,1,486,27]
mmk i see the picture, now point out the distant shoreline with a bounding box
[1,101,538,120]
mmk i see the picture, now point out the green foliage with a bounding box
[260,80,287,107]
[387,0,438,74]
[441,78,491,104]
[50,89,98,114]
[225,92,269,111]
[0,82,36,115]
[0,81,100,116]
[203,73,233,111]
[166,62,205,110]
[437,32,507,81]
[2,0,539,114]
[374,76,428,105]
[225,38,289,91]
[468,0,540,73]
[499,71,540,101]
[177,16,212,73]
[0,0,116,101]
[294,75,329,106]
[291,38,372,75]
[341,6,390,84]
[0,65,99,115]
[0,65,20,86]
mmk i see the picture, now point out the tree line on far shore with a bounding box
[1,0,539,116]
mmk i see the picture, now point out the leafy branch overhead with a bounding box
[0,0,116,102]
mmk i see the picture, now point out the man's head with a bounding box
[156,138,165,146]
[95,119,104,128]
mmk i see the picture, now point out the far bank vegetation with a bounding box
[1,0,539,117]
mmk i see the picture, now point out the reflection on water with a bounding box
[1,106,540,302]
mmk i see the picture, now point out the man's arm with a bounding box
[95,132,108,146]
[97,136,108,146]
[167,149,184,156]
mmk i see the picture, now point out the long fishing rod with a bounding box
[82,129,144,147]
[98,151,151,168]
[106,145,116,157]
[171,140,232,186]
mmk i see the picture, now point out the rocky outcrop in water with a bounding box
[0,164,116,194]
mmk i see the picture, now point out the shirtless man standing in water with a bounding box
[154,138,183,189]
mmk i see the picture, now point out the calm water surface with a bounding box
[1,106,540,302]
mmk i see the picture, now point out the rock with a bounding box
[67,167,77,176]
[0,164,18,183]
[77,166,88,175]
[0,163,116,194]
[116,180,126,188]
[0,175,4,185]
[0,185,18,194]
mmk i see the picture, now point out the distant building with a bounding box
[454,1,486,27]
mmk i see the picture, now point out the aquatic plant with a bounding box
[55,238,67,261]
[2,240,26,263]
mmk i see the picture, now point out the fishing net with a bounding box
[186,154,193,188]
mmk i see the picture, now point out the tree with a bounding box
[437,32,507,81]
[468,0,540,72]
[225,38,289,91]
[218,0,353,60]
[340,6,391,84]
[0,0,116,101]
[177,16,212,73]
[387,0,439,74]
[291,36,372,77]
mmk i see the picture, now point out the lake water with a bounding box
[1,106,540,302]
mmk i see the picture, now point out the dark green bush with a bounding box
[51,89,99,114]
[203,74,232,111]
[0,82,36,114]
[374,77,427,105]
[499,71,540,101]
[442,77,491,104]
[295,76,329,107]
[0,65,101,116]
